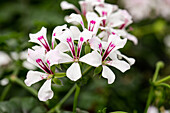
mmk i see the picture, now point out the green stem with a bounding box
[0,84,12,101]
[0,68,19,101]
[144,87,154,113]
[155,83,170,89]
[10,76,38,97]
[48,66,92,113]
[48,84,76,113]
[155,76,170,84]
[83,66,92,75]
[153,61,164,82]
[73,84,80,113]
[144,61,164,113]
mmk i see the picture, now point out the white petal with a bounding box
[58,52,73,64]
[27,47,46,68]
[86,12,105,35]
[0,51,11,66]
[98,31,109,41]
[116,51,135,66]
[107,11,125,28]
[60,1,79,12]
[79,29,93,42]
[79,51,102,67]
[65,13,84,28]
[29,27,49,48]
[55,43,70,52]
[38,79,53,101]
[95,3,118,17]
[22,61,37,70]
[89,36,102,51]
[102,65,115,84]
[108,35,127,52]
[0,78,9,86]
[59,29,74,43]
[52,24,68,48]
[70,26,81,40]
[20,50,28,60]
[79,1,93,16]
[126,33,138,45]
[24,71,48,86]
[107,59,130,73]
[45,49,61,66]
[66,62,82,81]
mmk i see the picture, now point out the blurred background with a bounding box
[0,0,170,113]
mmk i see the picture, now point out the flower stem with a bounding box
[155,75,170,85]
[0,83,12,101]
[10,76,38,97]
[48,84,76,113]
[73,84,81,113]
[144,61,164,113]
[152,61,164,82]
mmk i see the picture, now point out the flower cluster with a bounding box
[25,0,136,101]
[121,0,170,21]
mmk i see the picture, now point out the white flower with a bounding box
[65,12,105,35]
[121,0,153,21]
[147,106,158,113]
[0,78,9,86]
[25,47,60,101]
[29,27,51,52]
[0,51,11,66]
[89,34,135,84]
[61,0,104,16]
[47,27,102,81]
[98,9,138,45]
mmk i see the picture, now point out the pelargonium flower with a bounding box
[61,0,104,16]
[121,0,153,21]
[25,46,60,101]
[89,34,135,84]
[29,27,51,52]
[97,9,138,45]
[65,12,105,35]
[46,27,102,81]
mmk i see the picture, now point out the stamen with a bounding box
[99,43,103,55]
[53,33,56,36]
[112,32,115,35]
[36,59,53,74]
[119,19,128,29]
[102,42,116,61]
[37,36,50,52]
[66,37,76,58]
[77,37,84,58]
[89,20,96,32]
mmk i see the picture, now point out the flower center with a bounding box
[37,36,50,52]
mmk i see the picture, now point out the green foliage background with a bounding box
[0,0,170,113]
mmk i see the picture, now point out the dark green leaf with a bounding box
[94,66,102,76]
[85,44,91,54]
[53,78,62,85]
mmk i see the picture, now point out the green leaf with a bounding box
[110,111,127,113]
[85,44,91,54]
[0,97,47,113]
[54,73,66,78]
[53,78,62,85]
[94,66,102,76]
